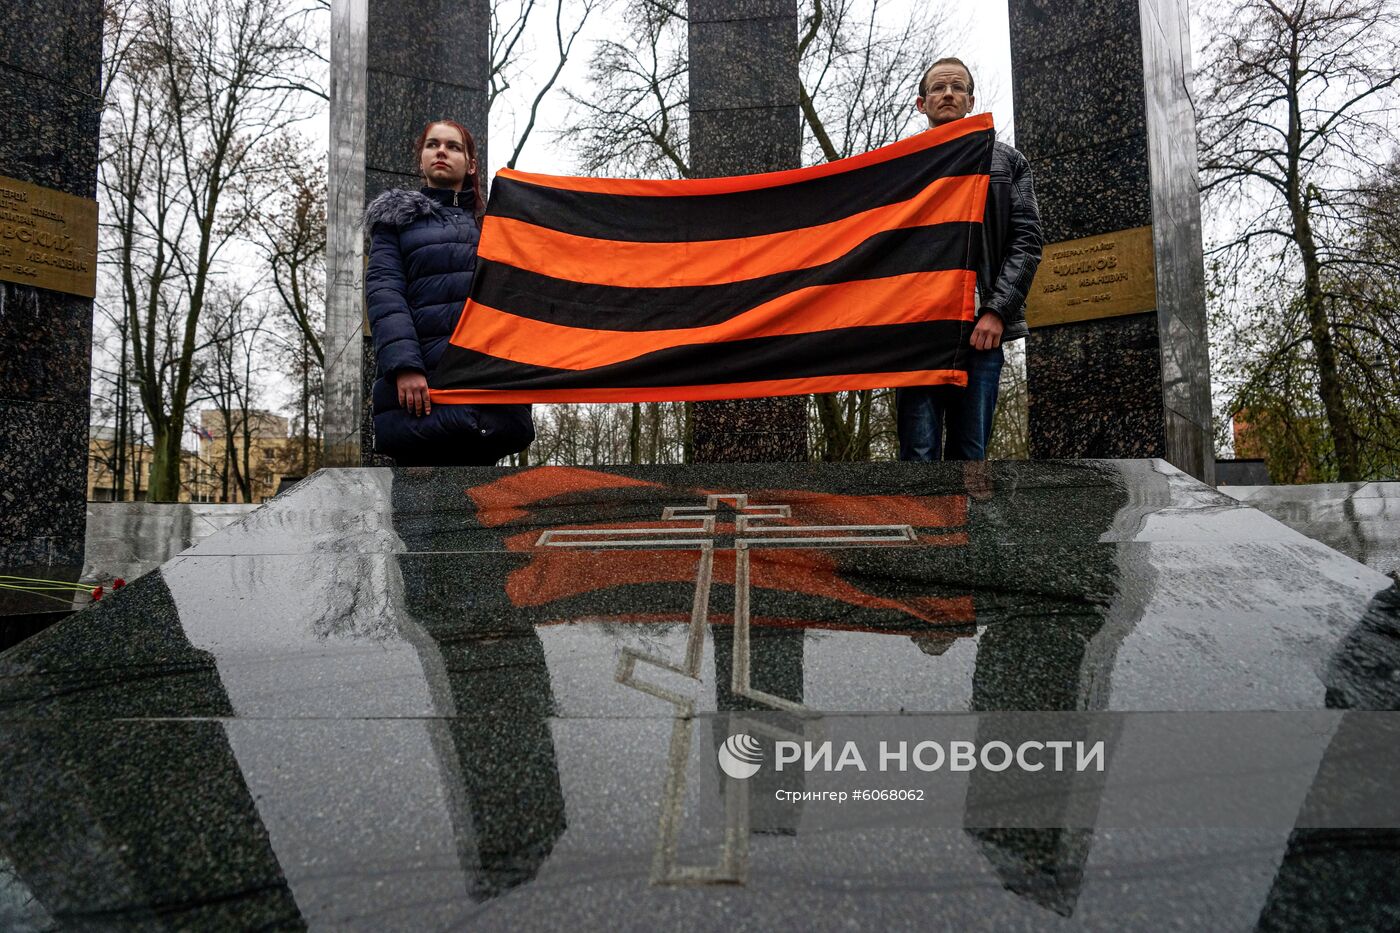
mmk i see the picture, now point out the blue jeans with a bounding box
[896,346,1004,461]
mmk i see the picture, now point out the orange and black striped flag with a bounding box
[430,113,995,406]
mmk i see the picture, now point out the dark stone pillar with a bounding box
[687,0,807,463]
[326,0,489,466]
[1010,0,1214,482]
[0,1,103,605]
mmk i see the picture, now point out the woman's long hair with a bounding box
[414,119,485,218]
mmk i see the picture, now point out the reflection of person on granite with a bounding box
[365,119,534,466]
[1252,582,1400,930]
[1323,582,1400,711]
[959,461,1131,918]
[389,469,568,901]
[0,572,304,927]
[907,462,989,656]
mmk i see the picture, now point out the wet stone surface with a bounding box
[1,460,1398,930]
[81,501,258,588]
[1224,482,1400,580]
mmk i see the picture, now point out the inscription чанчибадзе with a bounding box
[1025,224,1157,327]
[0,175,99,299]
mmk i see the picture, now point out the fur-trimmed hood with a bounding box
[363,188,441,228]
[363,187,476,228]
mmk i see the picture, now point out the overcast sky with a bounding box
[488,0,1015,178]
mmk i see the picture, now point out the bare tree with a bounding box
[1321,159,1400,476]
[252,136,326,362]
[1224,156,1400,480]
[488,0,610,172]
[92,9,150,504]
[526,400,688,465]
[490,0,539,113]
[1197,0,1400,480]
[240,134,326,475]
[512,0,606,168]
[99,0,317,500]
[798,0,964,163]
[809,388,875,462]
[88,293,150,501]
[567,0,968,179]
[100,12,183,493]
[563,0,691,178]
[193,287,274,503]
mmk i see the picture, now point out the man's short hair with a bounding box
[919,57,975,98]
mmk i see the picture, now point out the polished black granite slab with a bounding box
[81,502,258,587]
[0,400,88,572]
[1224,482,1400,580]
[1,461,1397,930]
[1,505,256,652]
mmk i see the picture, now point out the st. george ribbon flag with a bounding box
[429,113,995,406]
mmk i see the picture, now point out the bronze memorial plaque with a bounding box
[0,175,99,298]
[1025,224,1157,328]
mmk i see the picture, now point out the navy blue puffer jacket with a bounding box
[364,186,533,465]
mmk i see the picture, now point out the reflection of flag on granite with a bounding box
[430,115,994,405]
[465,467,976,633]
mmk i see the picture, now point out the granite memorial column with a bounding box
[0,1,103,604]
[1010,0,1215,481]
[325,0,489,466]
[687,0,808,463]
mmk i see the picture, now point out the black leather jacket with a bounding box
[977,140,1043,342]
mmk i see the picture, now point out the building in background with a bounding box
[86,426,195,503]
[191,410,300,504]
[88,410,302,504]
[1232,409,1320,484]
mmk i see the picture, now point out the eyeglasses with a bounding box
[926,82,970,96]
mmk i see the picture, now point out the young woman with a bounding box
[363,119,533,465]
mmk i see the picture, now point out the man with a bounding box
[897,58,1043,461]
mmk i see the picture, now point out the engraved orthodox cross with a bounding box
[535,493,918,883]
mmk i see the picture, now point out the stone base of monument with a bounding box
[80,502,260,588]
[0,607,73,654]
[1222,481,1400,580]
[0,563,81,654]
[0,504,262,652]
[1,461,1397,929]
